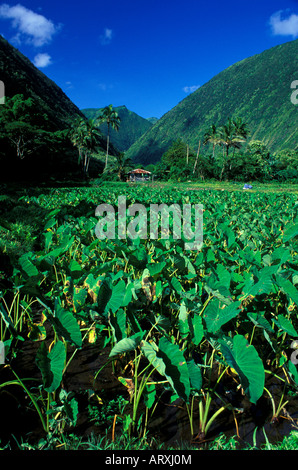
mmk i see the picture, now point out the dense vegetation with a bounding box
[0,183,298,450]
[148,127,298,183]
[126,39,298,165]
[0,37,119,181]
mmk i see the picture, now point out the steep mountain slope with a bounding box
[0,35,84,130]
[0,36,111,180]
[127,39,298,165]
[82,105,154,152]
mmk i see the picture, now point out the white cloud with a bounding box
[33,52,52,68]
[98,82,113,91]
[0,3,59,46]
[100,27,113,45]
[269,10,298,38]
[183,85,200,93]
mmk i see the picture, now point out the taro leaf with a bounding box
[272,314,298,337]
[73,287,88,313]
[143,383,156,409]
[171,277,183,294]
[63,396,79,426]
[203,299,241,333]
[19,253,39,278]
[36,341,66,393]
[128,247,148,269]
[109,331,144,357]
[283,223,298,243]
[215,264,231,290]
[44,231,53,252]
[97,277,113,315]
[178,301,189,338]
[97,278,126,316]
[287,360,298,385]
[84,273,103,303]
[68,260,82,279]
[45,302,82,348]
[271,247,291,265]
[141,339,190,402]
[44,217,57,231]
[245,270,274,297]
[187,359,202,392]
[190,314,204,346]
[157,337,190,402]
[219,334,265,404]
[107,280,126,314]
[147,262,166,277]
[109,308,127,342]
[247,312,274,333]
[275,276,298,306]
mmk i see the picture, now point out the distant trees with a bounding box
[99,104,121,170]
[203,117,250,180]
[71,118,102,176]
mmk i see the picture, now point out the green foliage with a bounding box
[127,39,298,165]
[82,105,154,152]
[1,183,298,448]
[36,341,66,393]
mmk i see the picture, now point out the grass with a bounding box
[3,430,298,450]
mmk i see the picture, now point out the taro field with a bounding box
[1,182,298,450]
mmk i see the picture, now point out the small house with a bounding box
[128,169,152,182]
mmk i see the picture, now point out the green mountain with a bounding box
[0,36,112,179]
[127,39,298,165]
[82,105,155,152]
[0,35,84,130]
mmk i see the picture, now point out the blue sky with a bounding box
[0,0,298,118]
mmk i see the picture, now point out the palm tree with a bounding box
[99,104,121,170]
[71,118,101,176]
[217,117,249,180]
[203,124,220,159]
[106,152,134,181]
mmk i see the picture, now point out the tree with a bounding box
[217,117,249,180]
[99,104,121,170]
[71,118,102,176]
[203,124,220,159]
[0,94,49,159]
[105,152,134,181]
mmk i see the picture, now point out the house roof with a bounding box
[129,169,151,174]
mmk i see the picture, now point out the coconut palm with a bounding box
[71,117,101,176]
[203,124,220,159]
[99,104,121,170]
[217,117,249,180]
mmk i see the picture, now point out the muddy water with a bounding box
[1,336,298,449]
